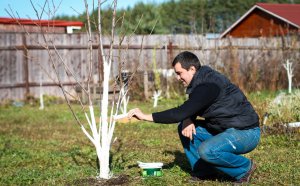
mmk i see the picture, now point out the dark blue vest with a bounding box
[186,66,259,133]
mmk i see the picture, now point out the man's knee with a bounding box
[198,143,218,162]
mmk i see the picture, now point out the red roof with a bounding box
[0,17,83,27]
[256,3,300,27]
[220,3,300,38]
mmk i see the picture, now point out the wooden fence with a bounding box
[0,32,299,102]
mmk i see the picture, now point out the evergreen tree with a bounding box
[53,0,300,34]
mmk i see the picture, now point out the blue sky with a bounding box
[0,0,167,19]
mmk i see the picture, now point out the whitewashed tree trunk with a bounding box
[153,90,161,108]
[80,0,117,179]
[120,86,129,114]
[16,0,141,180]
[39,71,44,110]
[283,59,294,94]
[99,62,111,178]
[36,0,122,180]
[81,84,118,179]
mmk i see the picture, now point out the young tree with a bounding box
[7,0,133,180]
[71,0,135,179]
[39,69,44,110]
[283,59,294,94]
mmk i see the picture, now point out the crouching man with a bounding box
[128,51,260,184]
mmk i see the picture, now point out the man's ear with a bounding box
[189,66,196,74]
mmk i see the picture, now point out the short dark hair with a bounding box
[172,51,201,70]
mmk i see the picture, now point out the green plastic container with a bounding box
[142,168,162,177]
[138,162,163,177]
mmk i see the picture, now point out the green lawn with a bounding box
[0,98,299,185]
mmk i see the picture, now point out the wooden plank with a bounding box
[0,32,300,101]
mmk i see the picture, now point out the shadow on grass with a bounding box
[125,150,190,173]
[68,147,95,168]
[163,150,234,182]
[163,150,190,173]
[71,174,130,186]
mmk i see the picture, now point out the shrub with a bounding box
[267,90,300,124]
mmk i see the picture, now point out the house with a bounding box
[0,17,84,34]
[220,3,300,38]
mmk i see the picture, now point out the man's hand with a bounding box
[127,108,154,122]
[182,118,196,140]
[128,108,144,120]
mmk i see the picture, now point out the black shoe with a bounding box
[234,160,256,184]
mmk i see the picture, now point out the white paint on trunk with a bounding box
[39,71,44,110]
[39,93,44,110]
[283,59,294,94]
[79,61,116,179]
[153,90,161,108]
[120,86,129,114]
[99,62,111,179]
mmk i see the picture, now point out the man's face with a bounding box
[174,62,196,87]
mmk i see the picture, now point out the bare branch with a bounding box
[108,0,117,66]
[29,0,47,20]
[98,0,106,63]
[127,18,158,91]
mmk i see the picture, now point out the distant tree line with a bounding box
[54,0,300,34]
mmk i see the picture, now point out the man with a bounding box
[128,51,260,183]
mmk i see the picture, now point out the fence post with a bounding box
[22,33,30,100]
[141,49,149,100]
[167,41,173,67]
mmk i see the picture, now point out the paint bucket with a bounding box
[138,162,163,177]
